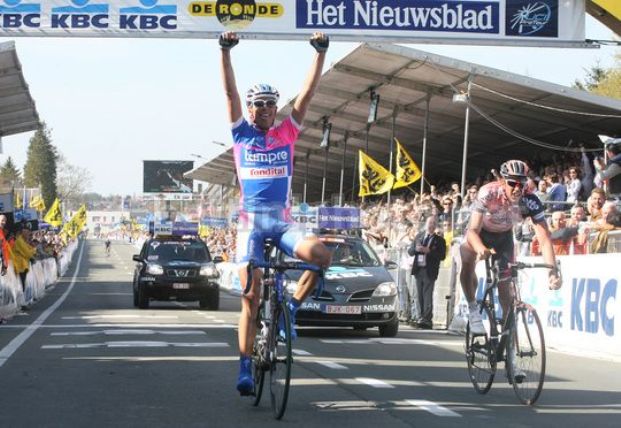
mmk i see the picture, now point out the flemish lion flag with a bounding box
[43,198,63,227]
[358,150,394,197]
[393,138,422,189]
[30,194,46,212]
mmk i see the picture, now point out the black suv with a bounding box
[132,236,220,310]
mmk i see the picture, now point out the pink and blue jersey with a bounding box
[231,115,305,263]
[232,116,300,213]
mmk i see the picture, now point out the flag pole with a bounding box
[420,92,430,195]
[339,131,348,207]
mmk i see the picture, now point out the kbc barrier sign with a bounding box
[0,0,586,47]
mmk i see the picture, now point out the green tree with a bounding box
[23,123,58,208]
[0,156,22,188]
[573,61,609,91]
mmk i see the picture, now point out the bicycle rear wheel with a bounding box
[508,304,546,405]
[269,301,292,420]
[465,304,497,394]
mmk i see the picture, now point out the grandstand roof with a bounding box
[0,41,39,138]
[186,43,621,203]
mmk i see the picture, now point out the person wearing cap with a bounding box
[219,31,332,396]
[594,137,621,196]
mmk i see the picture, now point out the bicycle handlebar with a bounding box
[244,259,325,297]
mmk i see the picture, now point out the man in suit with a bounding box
[408,216,446,329]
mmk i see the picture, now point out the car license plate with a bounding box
[325,305,361,315]
[172,283,190,289]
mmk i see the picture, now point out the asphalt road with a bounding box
[0,240,619,427]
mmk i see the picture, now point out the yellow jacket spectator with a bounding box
[11,233,36,274]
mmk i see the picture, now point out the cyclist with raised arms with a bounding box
[460,160,562,336]
[219,31,332,396]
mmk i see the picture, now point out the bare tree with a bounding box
[56,153,93,210]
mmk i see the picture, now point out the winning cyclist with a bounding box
[104,237,111,255]
[460,160,562,339]
[219,31,332,396]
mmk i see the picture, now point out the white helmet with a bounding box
[245,84,279,105]
[499,160,529,179]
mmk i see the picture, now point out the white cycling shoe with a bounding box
[468,310,486,335]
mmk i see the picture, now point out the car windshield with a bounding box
[323,239,382,267]
[146,241,209,262]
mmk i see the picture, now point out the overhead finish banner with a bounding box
[0,0,586,47]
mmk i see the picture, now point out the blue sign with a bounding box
[119,0,177,30]
[505,0,558,37]
[0,0,41,28]
[51,0,109,29]
[318,207,360,229]
[201,216,228,229]
[296,0,499,34]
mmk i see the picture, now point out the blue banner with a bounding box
[318,207,360,230]
[201,216,229,229]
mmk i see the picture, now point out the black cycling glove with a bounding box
[310,35,329,53]
[219,34,239,50]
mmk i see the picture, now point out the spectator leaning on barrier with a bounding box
[587,188,605,222]
[590,201,620,253]
[0,214,9,276]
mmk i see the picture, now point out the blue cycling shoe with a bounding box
[279,301,298,341]
[236,357,253,396]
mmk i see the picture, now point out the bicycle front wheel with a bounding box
[269,301,292,420]
[251,325,266,407]
[465,304,497,394]
[507,304,546,405]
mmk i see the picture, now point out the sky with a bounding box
[1,15,618,196]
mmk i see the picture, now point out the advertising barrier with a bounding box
[0,1,587,47]
[450,253,620,360]
[0,240,79,321]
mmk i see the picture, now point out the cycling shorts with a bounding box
[235,210,309,264]
[479,229,514,278]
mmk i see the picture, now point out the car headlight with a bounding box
[372,282,397,297]
[200,263,220,278]
[285,280,297,294]
[146,263,164,275]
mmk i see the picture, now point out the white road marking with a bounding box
[292,349,313,356]
[62,315,178,320]
[0,240,85,368]
[42,341,229,349]
[320,338,462,346]
[355,377,394,388]
[318,361,348,370]
[51,330,207,336]
[1,323,237,329]
[405,399,461,417]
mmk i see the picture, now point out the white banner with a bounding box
[452,254,621,360]
[0,0,586,46]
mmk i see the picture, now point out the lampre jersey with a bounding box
[472,181,545,233]
[231,116,300,213]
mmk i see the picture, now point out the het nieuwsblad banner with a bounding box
[0,0,586,47]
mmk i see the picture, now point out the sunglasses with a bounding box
[506,179,526,188]
[251,99,277,108]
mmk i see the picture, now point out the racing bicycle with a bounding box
[244,239,324,419]
[465,257,558,405]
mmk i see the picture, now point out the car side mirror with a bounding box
[384,260,398,269]
[132,255,142,262]
[212,256,224,264]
